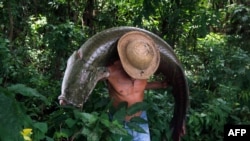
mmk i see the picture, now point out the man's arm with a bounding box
[145,81,167,90]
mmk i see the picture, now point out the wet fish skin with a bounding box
[58,27,133,107]
[58,50,110,107]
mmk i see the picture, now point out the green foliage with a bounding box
[0,84,49,141]
[178,32,250,140]
[224,3,250,50]
[0,0,249,141]
[48,99,131,141]
[145,89,174,141]
[8,84,47,103]
[185,98,231,141]
[0,89,23,141]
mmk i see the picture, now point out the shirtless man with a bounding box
[107,60,167,120]
[105,31,167,141]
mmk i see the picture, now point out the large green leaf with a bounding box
[0,90,23,141]
[126,102,149,116]
[130,116,148,124]
[112,106,126,122]
[74,110,98,126]
[65,118,77,128]
[32,122,48,140]
[7,84,48,103]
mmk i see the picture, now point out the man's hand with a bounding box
[161,81,168,88]
[172,122,186,141]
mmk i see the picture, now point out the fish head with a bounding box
[58,51,89,107]
[58,51,109,108]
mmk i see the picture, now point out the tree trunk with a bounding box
[82,0,95,32]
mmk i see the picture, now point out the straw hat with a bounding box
[117,31,160,79]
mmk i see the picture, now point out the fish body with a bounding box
[58,26,189,141]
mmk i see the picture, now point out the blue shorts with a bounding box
[121,111,150,141]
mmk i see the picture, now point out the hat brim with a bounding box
[117,31,160,79]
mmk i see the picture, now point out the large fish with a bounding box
[58,26,189,141]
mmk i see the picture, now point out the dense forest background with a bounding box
[0,0,250,141]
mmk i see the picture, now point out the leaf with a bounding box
[74,110,98,126]
[130,116,148,124]
[112,107,126,122]
[53,131,68,139]
[126,122,146,133]
[45,136,54,141]
[82,127,91,136]
[100,114,128,135]
[65,118,76,128]
[84,127,102,141]
[33,122,48,133]
[32,122,48,140]
[112,102,127,122]
[100,118,110,127]
[126,102,149,116]
[109,120,128,135]
[99,112,112,127]
[0,91,23,141]
[7,84,48,103]
[108,134,133,141]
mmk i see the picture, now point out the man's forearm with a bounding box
[145,81,167,89]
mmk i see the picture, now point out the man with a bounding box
[105,31,167,141]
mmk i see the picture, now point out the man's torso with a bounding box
[107,61,147,120]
